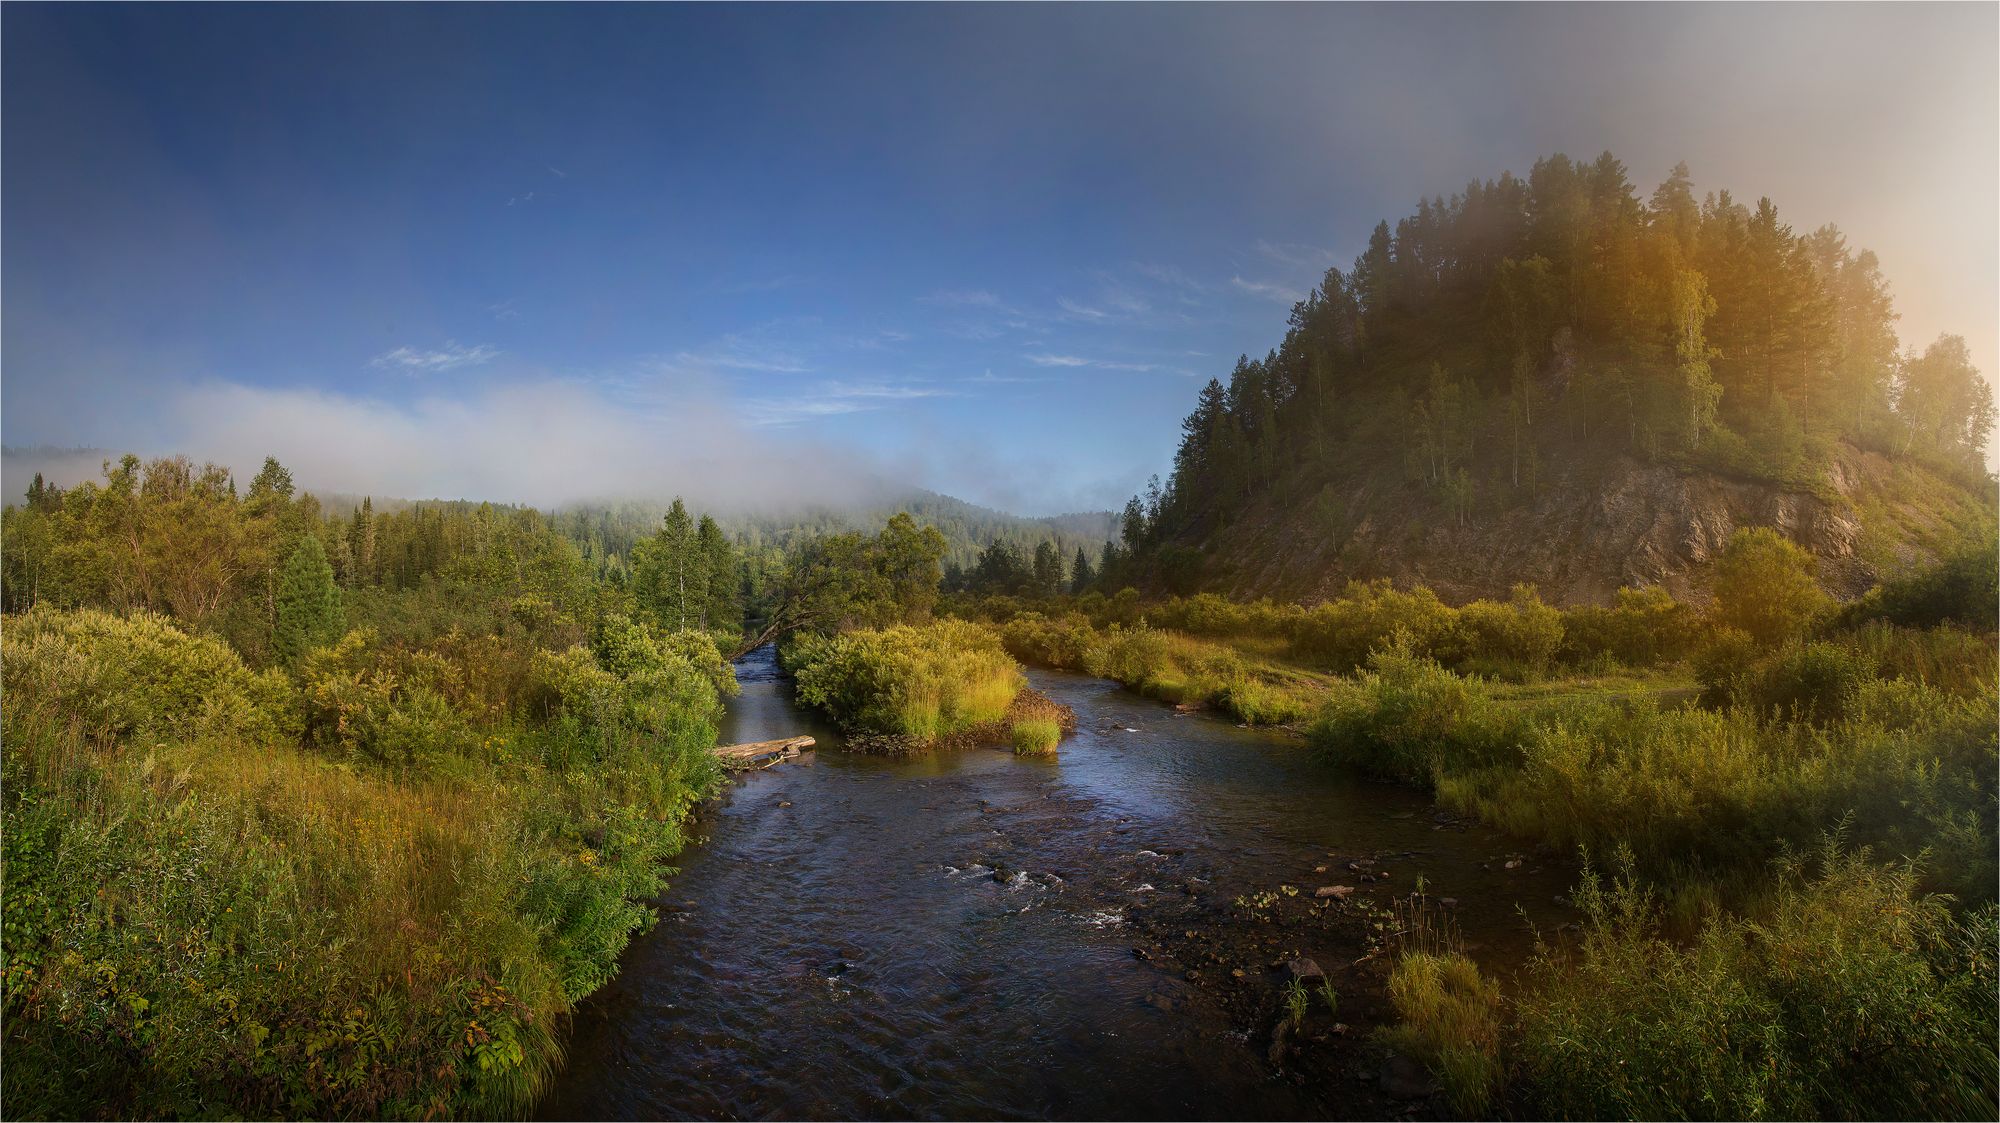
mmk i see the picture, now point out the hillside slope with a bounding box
[1189,441,1991,606]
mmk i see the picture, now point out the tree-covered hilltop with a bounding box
[1110,152,1996,603]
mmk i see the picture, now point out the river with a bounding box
[539,647,1573,1120]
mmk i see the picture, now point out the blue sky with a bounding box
[5,4,1994,513]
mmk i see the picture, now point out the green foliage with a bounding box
[1290,580,1456,672]
[274,534,345,665]
[0,607,726,1119]
[1517,846,1998,1121]
[1127,152,1995,592]
[1711,528,1830,646]
[1845,532,1999,630]
[1449,584,1564,677]
[784,619,1024,744]
[1308,636,1524,783]
[4,606,299,745]
[1560,585,1704,667]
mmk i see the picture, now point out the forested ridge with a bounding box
[1104,152,1996,602]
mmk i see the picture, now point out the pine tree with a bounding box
[349,497,376,588]
[1069,546,1094,594]
[1031,540,1064,598]
[696,514,740,632]
[274,535,344,664]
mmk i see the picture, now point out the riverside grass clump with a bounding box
[1010,718,1062,756]
[783,619,1026,749]
[0,606,727,1120]
[1382,953,1505,1114]
[1008,689,1072,756]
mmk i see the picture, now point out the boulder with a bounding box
[1286,957,1325,983]
[1314,885,1355,900]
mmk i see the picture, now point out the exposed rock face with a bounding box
[1194,442,1991,607]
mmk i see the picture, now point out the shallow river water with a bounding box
[539,647,1572,1120]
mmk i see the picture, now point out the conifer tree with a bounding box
[1070,546,1095,593]
[274,534,344,664]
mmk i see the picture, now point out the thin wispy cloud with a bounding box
[1255,239,1335,269]
[840,328,912,349]
[742,379,952,427]
[546,164,567,179]
[663,331,813,375]
[1056,298,1108,321]
[506,191,537,206]
[965,369,1050,385]
[487,299,521,322]
[1133,262,1207,292]
[1230,276,1306,304]
[371,342,501,372]
[1025,353,1155,372]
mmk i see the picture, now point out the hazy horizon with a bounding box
[5,3,1995,515]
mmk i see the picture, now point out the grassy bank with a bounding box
[1,607,728,1119]
[997,613,1332,725]
[1310,612,1997,1116]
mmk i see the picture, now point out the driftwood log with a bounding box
[713,736,816,770]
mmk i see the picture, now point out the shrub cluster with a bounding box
[1516,846,1998,1120]
[783,619,1025,745]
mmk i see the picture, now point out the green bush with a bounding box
[997,611,1098,669]
[1560,585,1704,668]
[1289,580,1457,671]
[1711,528,1830,646]
[1517,845,1999,1121]
[786,619,1024,742]
[2,606,300,745]
[1307,635,1523,784]
[1450,584,1565,678]
[1849,535,2000,631]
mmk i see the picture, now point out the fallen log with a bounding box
[714,735,816,770]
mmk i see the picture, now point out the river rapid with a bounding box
[539,647,1573,1121]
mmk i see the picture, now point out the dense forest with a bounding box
[1102,153,1996,599]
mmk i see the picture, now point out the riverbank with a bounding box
[0,608,729,1120]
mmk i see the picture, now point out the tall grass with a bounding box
[1,607,724,1118]
[1010,718,1062,756]
[1381,953,1505,1115]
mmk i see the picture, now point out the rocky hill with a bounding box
[1185,441,1991,606]
[1108,152,1997,606]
